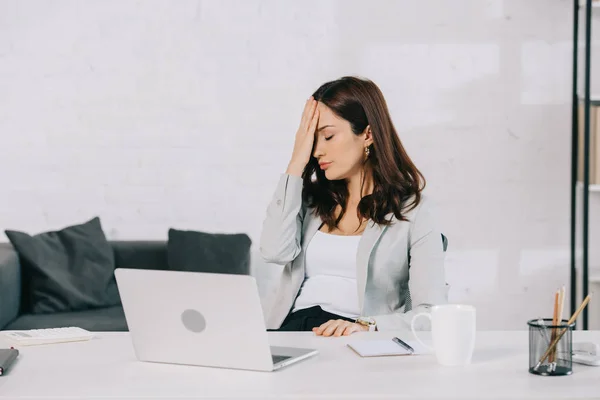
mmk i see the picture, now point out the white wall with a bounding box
[1,0,599,330]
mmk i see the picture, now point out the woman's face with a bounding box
[312,102,372,181]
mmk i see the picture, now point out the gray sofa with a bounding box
[0,241,169,332]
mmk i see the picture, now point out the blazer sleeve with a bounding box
[371,196,449,331]
[259,173,307,265]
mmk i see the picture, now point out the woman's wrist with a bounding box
[355,316,377,332]
[286,161,305,177]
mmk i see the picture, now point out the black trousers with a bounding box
[272,306,355,331]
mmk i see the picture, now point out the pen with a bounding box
[392,337,414,354]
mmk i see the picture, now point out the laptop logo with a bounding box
[181,309,206,333]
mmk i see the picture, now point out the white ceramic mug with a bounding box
[410,304,476,366]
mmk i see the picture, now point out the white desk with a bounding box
[1,331,599,399]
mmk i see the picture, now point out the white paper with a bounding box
[347,339,430,357]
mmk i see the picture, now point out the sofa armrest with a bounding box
[0,243,21,330]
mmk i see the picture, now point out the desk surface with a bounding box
[1,331,600,400]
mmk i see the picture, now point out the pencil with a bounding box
[557,286,565,322]
[549,290,559,363]
[554,286,566,364]
[534,293,593,370]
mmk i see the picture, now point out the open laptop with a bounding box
[114,268,318,372]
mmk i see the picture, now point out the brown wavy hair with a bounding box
[302,76,425,229]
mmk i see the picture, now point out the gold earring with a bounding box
[365,146,370,157]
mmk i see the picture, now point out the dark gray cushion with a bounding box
[4,217,120,314]
[0,243,21,330]
[111,241,168,270]
[167,228,252,275]
[5,306,127,332]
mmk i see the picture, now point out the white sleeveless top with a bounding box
[291,230,362,319]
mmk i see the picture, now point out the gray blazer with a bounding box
[259,173,449,331]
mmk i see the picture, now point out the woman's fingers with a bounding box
[307,108,319,136]
[300,97,315,132]
[313,319,336,336]
[320,320,351,337]
[333,324,348,337]
[343,324,361,336]
[322,321,341,337]
[313,319,366,337]
[312,320,328,335]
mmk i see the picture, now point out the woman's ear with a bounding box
[364,125,374,147]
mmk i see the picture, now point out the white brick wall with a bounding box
[1,0,599,329]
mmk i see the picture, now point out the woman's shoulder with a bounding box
[402,191,435,216]
[391,192,441,235]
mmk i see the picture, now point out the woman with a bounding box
[260,76,448,337]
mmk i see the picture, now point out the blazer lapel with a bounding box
[302,208,323,250]
[293,208,322,284]
[356,214,392,312]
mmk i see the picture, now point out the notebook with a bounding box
[347,339,430,357]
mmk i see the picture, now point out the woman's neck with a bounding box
[346,165,374,205]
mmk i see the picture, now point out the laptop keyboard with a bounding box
[272,354,292,364]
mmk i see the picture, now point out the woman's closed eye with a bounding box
[325,135,334,141]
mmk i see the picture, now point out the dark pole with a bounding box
[570,0,580,319]
[582,0,593,330]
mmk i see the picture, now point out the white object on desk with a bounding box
[2,327,95,346]
[113,268,317,372]
[573,342,600,366]
[411,304,476,367]
[347,339,429,357]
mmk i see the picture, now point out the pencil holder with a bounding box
[528,318,574,376]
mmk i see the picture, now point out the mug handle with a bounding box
[410,312,434,352]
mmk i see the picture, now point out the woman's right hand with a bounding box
[286,97,319,177]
